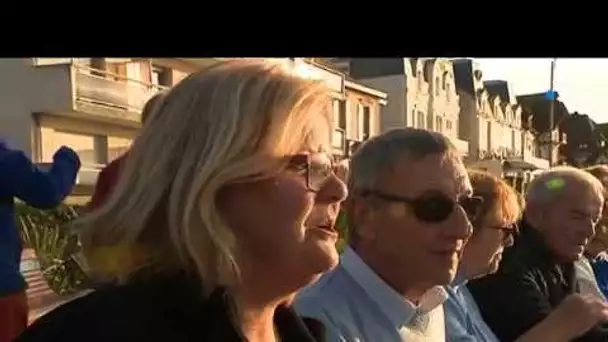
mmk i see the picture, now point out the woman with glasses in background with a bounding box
[446,169,608,342]
[17,59,347,342]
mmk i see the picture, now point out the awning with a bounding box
[503,159,540,171]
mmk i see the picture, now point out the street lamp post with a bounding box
[548,58,557,166]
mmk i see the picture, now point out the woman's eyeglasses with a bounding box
[286,153,336,193]
[359,189,484,223]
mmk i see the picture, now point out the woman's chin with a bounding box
[308,240,340,273]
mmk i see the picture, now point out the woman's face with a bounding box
[219,149,348,290]
[461,214,516,279]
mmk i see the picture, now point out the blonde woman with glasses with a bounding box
[17,60,347,342]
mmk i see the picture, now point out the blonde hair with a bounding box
[76,59,332,292]
[140,92,166,124]
[467,169,522,232]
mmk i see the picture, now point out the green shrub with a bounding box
[336,210,348,253]
[16,202,88,295]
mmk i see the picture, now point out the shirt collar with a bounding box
[451,267,469,289]
[341,246,447,328]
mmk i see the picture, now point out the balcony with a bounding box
[36,163,102,187]
[523,155,550,170]
[30,63,167,125]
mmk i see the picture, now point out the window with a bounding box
[446,120,452,132]
[332,99,340,128]
[90,58,106,77]
[40,128,99,165]
[151,65,172,86]
[436,116,443,133]
[108,136,133,162]
[417,111,425,129]
[486,121,492,150]
[362,105,371,139]
[338,100,347,130]
[435,77,440,96]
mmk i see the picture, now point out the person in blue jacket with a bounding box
[584,164,608,298]
[0,140,80,342]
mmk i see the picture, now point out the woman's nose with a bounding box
[317,174,348,204]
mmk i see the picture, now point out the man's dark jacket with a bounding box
[467,219,608,342]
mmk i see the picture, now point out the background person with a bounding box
[446,170,608,342]
[468,167,608,342]
[0,141,80,342]
[584,164,608,298]
[296,128,480,341]
[88,92,166,211]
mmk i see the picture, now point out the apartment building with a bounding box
[516,92,570,165]
[296,59,387,158]
[453,59,549,192]
[0,58,384,200]
[344,58,469,156]
[0,58,221,200]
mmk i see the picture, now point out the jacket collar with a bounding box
[516,219,576,290]
[123,271,325,341]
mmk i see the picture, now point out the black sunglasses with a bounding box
[286,153,335,193]
[360,189,484,223]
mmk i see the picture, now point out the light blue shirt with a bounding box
[444,274,499,342]
[295,247,447,342]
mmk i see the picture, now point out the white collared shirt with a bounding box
[295,247,448,341]
[575,257,607,300]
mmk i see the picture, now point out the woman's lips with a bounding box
[309,223,339,238]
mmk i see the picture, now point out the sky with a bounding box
[473,58,608,123]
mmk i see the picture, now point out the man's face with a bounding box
[539,180,603,262]
[357,153,474,290]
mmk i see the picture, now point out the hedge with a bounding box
[16,202,88,295]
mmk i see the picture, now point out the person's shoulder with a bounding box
[99,155,126,178]
[17,285,166,342]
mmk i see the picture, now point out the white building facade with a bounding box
[346,58,469,156]
[452,60,548,192]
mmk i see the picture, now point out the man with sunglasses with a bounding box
[295,128,479,341]
[468,167,608,342]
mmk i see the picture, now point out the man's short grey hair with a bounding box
[348,128,459,193]
[525,166,604,206]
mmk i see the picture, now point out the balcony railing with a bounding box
[73,65,168,113]
[36,163,103,186]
